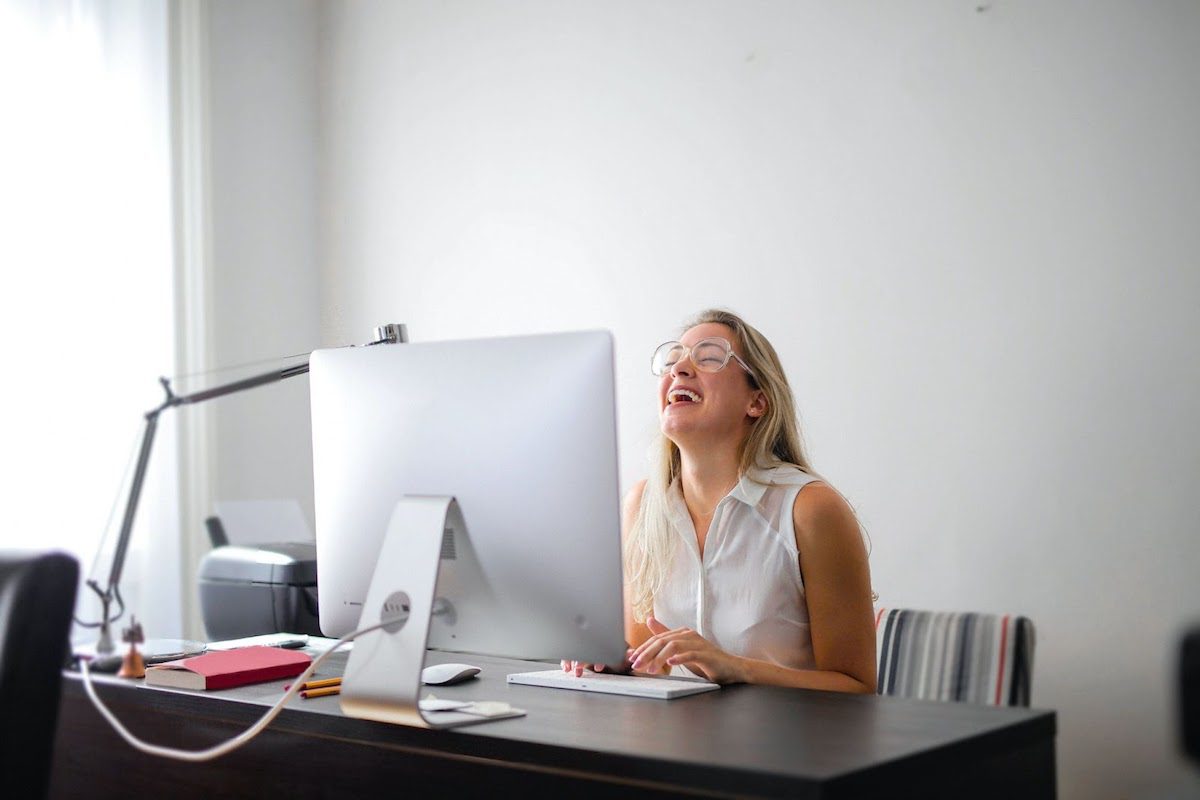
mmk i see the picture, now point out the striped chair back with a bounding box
[874,607,1035,707]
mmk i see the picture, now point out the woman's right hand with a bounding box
[560,647,634,678]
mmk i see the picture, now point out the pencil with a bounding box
[285,676,343,691]
[300,685,341,699]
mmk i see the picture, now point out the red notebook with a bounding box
[144,646,311,691]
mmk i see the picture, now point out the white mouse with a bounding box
[421,662,482,685]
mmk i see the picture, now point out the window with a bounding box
[0,0,183,642]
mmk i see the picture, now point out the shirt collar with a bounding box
[732,464,817,506]
[668,465,789,514]
[727,467,771,508]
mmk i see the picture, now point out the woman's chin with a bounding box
[660,417,699,442]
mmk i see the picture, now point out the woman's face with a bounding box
[658,322,765,448]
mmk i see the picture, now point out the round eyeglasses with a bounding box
[651,337,758,382]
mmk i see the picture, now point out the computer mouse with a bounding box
[421,662,482,685]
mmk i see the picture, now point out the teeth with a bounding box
[669,389,701,404]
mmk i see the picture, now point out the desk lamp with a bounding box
[77,323,408,658]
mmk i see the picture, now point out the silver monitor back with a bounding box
[309,330,625,664]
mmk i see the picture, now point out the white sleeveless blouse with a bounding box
[653,465,821,672]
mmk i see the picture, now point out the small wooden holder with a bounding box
[117,617,146,679]
[117,645,145,679]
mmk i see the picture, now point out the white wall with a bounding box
[315,2,1200,798]
[206,0,321,545]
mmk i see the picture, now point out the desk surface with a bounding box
[53,649,1056,799]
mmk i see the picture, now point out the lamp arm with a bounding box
[85,323,407,653]
[107,405,162,593]
[102,361,306,600]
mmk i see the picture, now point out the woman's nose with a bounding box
[670,354,696,378]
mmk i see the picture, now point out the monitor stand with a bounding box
[339,495,525,729]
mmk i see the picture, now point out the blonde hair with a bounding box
[625,309,817,621]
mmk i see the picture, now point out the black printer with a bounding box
[197,541,322,640]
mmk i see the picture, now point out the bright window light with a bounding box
[0,1,181,639]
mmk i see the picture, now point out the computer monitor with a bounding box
[308,330,626,669]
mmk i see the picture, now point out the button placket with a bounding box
[695,500,726,639]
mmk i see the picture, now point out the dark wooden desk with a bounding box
[51,650,1055,798]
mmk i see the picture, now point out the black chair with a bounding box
[0,551,79,800]
[1183,625,1200,767]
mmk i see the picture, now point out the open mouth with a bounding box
[667,389,702,405]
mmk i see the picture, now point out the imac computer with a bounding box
[308,329,627,727]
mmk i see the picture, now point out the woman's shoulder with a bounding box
[791,480,861,548]
[752,463,820,487]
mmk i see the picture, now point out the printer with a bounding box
[197,541,322,640]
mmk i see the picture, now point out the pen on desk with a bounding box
[285,676,343,692]
[270,638,309,649]
[300,685,341,699]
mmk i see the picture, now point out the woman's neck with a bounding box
[677,446,742,518]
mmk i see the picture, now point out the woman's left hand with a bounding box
[629,616,748,684]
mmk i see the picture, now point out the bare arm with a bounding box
[738,482,876,692]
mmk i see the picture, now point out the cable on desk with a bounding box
[78,621,386,763]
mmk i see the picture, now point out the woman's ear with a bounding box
[747,391,768,419]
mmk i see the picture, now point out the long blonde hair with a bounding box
[625,309,816,621]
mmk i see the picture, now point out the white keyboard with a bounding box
[506,669,720,700]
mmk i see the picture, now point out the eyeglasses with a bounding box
[651,337,758,382]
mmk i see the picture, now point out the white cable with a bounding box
[79,621,385,762]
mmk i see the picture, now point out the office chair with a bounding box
[1182,625,1200,766]
[0,550,79,799]
[874,607,1035,707]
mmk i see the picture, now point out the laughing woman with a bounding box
[566,309,876,692]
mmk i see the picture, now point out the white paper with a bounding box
[207,633,310,650]
[419,696,472,712]
[418,694,520,717]
[206,633,352,654]
[214,499,313,545]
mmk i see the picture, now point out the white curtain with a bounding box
[0,0,183,644]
